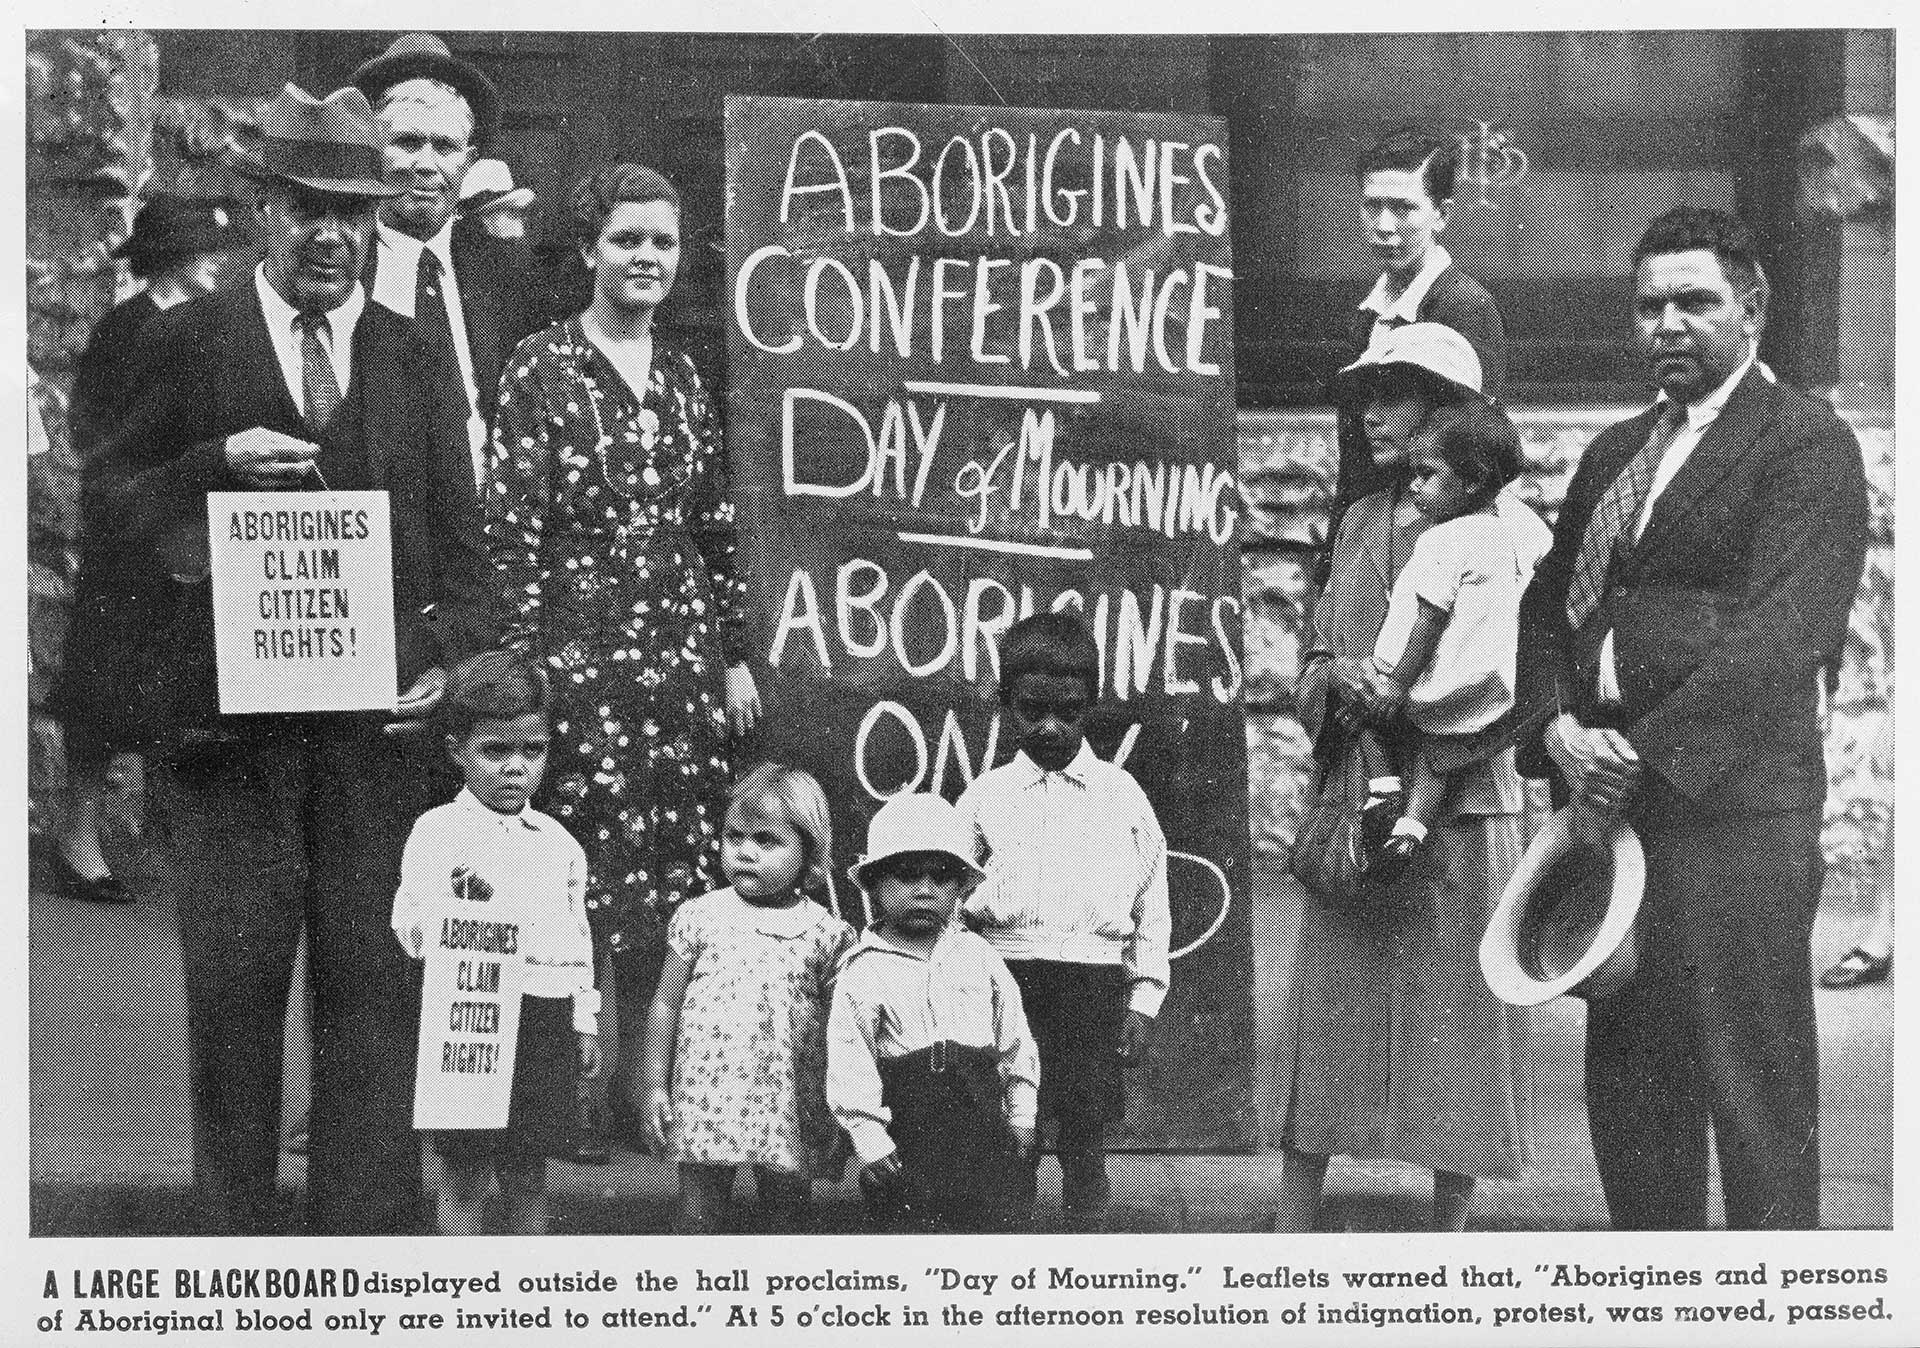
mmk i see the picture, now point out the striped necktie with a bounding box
[1565,403,1686,631]
[296,311,343,433]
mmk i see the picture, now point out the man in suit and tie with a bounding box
[352,33,547,493]
[1514,206,1869,1229]
[83,85,496,1235]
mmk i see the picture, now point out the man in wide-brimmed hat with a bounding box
[82,83,497,1236]
[1510,206,1869,1230]
[352,33,546,492]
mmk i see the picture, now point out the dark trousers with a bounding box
[1007,960,1126,1206]
[868,1044,1034,1233]
[1584,803,1824,1230]
[151,723,442,1235]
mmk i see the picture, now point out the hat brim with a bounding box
[237,160,402,199]
[1479,810,1645,1007]
[464,187,535,215]
[1328,356,1484,410]
[850,849,985,890]
[352,50,500,148]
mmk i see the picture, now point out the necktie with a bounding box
[1565,403,1685,631]
[296,311,343,433]
[415,247,461,376]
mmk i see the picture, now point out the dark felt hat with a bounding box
[352,32,499,149]
[239,85,398,198]
[113,194,248,261]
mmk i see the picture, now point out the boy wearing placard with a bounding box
[392,652,600,1235]
[958,613,1171,1227]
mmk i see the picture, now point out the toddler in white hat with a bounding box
[826,793,1039,1233]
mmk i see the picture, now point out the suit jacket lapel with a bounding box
[238,285,307,430]
[451,229,501,407]
[1631,368,1774,562]
[350,310,395,486]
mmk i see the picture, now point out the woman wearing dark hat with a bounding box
[1276,322,1533,1232]
[49,193,246,902]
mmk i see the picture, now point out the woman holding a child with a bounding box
[1276,322,1540,1232]
[486,162,759,1148]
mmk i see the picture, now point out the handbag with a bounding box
[1287,717,1395,907]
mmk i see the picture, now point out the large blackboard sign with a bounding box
[726,96,1249,1149]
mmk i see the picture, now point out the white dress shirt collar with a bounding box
[1011,739,1098,788]
[451,784,541,831]
[253,262,363,410]
[1359,243,1454,326]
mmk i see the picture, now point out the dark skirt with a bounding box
[869,1043,1034,1234]
[430,994,577,1166]
[1006,960,1127,1126]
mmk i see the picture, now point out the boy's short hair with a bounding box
[1415,401,1525,508]
[997,611,1100,703]
[730,762,834,885]
[1357,128,1458,206]
[436,650,552,741]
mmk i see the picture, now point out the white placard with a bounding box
[207,489,397,714]
[412,888,526,1132]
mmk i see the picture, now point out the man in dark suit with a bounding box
[1514,206,1869,1229]
[352,33,547,493]
[83,85,495,1235]
[1333,128,1507,513]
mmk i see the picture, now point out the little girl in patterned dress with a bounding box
[640,764,856,1231]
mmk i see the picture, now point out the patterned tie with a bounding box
[1565,403,1686,631]
[415,247,461,377]
[296,311,343,433]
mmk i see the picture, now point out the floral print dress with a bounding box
[665,889,856,1176]
[487,319,749,956]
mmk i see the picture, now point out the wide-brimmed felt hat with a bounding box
[1479,808,1645,1006]
[352,32,499,150]
[113,193,249,261]
[1329,321,1487,409]
[459,158,535,215]
[850,793,984,889]
[238,85,399,198]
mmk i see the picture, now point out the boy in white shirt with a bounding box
[958,612,1170,1226]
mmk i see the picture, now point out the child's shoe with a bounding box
[1356,777,1404,873]
[1369,820,1428,886]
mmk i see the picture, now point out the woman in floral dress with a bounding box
[487,163,761,1147]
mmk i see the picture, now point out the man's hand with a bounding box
[1118,1010,1153,1065]
[1325,656,1406,726]
[225,427,320,486]
[1545,713,1642,813]
[386,666,449,735]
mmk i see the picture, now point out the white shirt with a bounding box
[373,220,486,481]
[1375,500,1552,735]
[827,924,1040,1165]
[957,742,1171,1017]
[1359,243,1454,339]
[1596,349,1764,702]
[254,264,362,412]
[392,789,600,1034]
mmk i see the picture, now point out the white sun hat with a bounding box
[1479,808,1645,1006]
[849,792,984,888]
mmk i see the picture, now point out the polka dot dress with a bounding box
[487,318,748,954]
